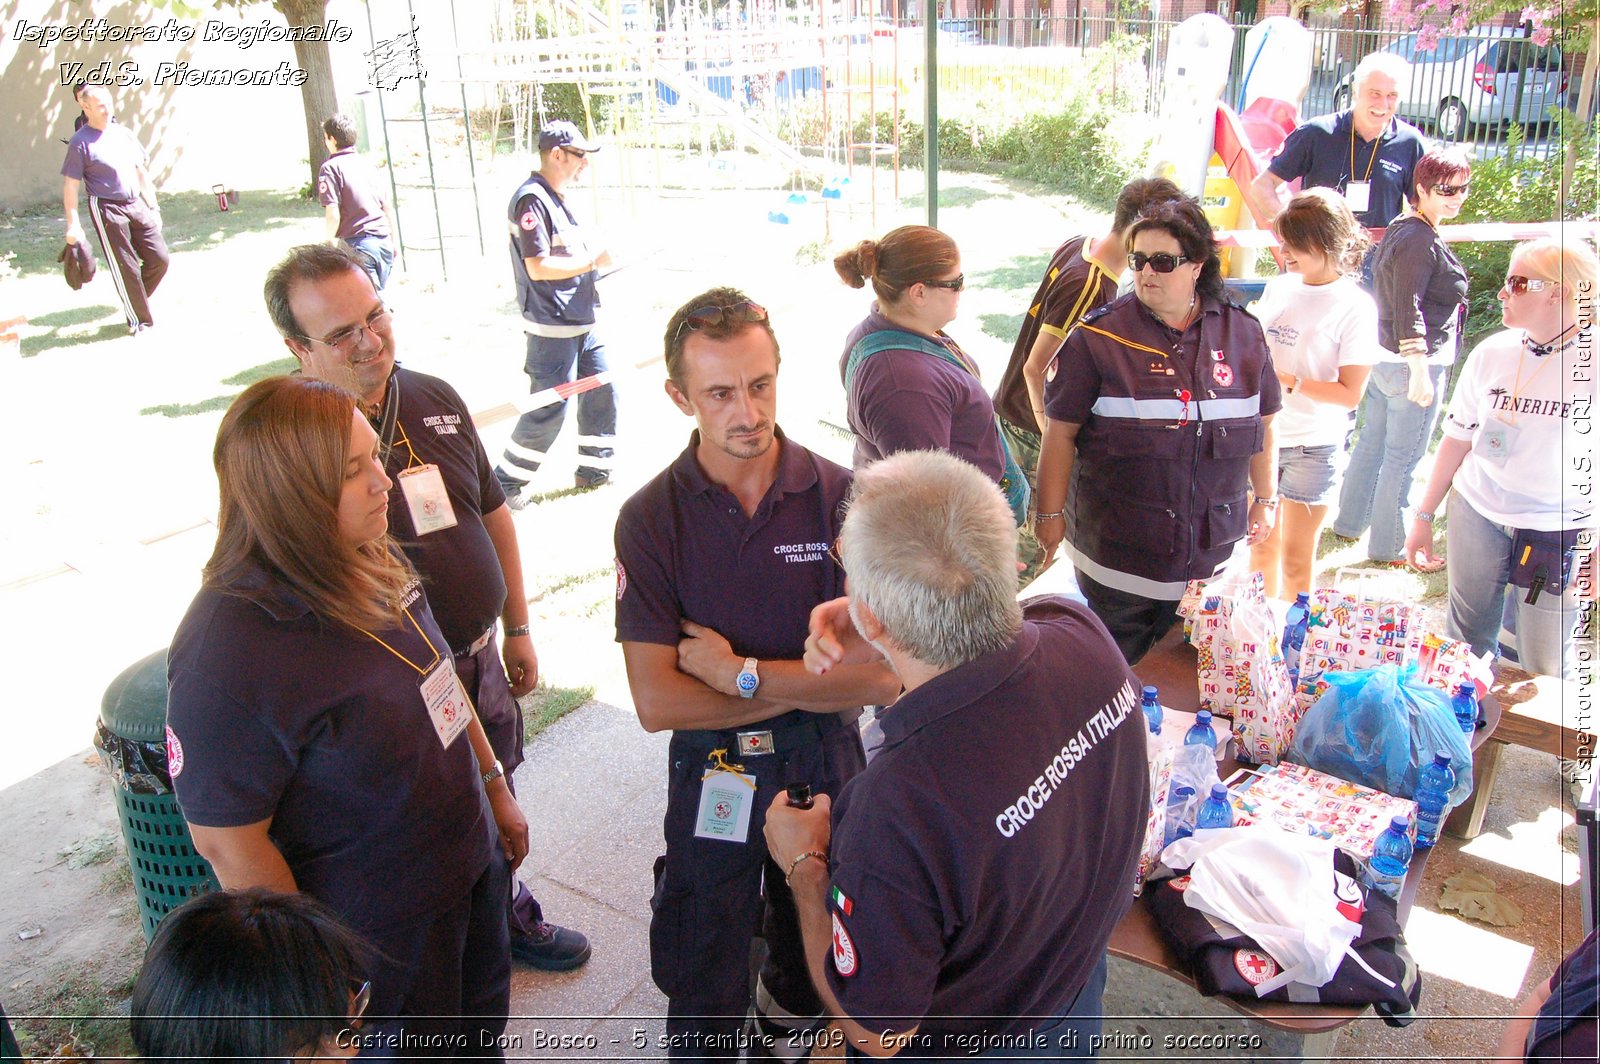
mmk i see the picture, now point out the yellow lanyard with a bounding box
[1079,322,1170,361]
[391,422,424,471]
[1348,123,1380,185]
[353,607,441,675]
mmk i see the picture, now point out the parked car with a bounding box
[1333,27,1566,139]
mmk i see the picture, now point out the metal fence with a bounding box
[898,12,1589,162]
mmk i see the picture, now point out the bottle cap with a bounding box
[1196,709,1212,724]
[1142,685,1158,700]
[1456,682,1474,695]
[1391,816,1410,831]
[1434,751,1452,765]
[1210,783,1228,800]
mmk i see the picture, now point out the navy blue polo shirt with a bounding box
[824,597,1148,1050]
[380,367,508,651]
[167,568,494,937]
[1267,111,1428,229]
[507,172,599,331]
[61,123,146,202]
[316,147,390,243]
[614,429,849,666]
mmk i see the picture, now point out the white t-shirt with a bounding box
[1441,329,1596,531]
[1253,274,1382,448]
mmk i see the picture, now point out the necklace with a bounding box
[1526,323,1577,358]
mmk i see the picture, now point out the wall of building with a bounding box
[0,0,393,212]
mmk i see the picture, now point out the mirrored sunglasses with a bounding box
[1433,182,1470,197]
[673,301,768,342]
[1128,252,1190,274]
[1504,275,1551,295]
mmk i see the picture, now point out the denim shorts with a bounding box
[1277,443,1346,507]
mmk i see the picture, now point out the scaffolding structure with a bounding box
[366,0,915,276]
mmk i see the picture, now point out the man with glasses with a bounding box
[614,288,898,1059]
[495,120,618,504]
[264,244,592,974]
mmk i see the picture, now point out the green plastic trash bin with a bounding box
[97,648,218,941]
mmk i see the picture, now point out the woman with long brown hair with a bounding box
[836,225,1029,524]
[166,375,526,1056]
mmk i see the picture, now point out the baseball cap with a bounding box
[538,120,600,153]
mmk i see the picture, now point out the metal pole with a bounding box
[449,0,486,256]
[924,0,938,227]
[409,0,449,279]
[364,2,406,272]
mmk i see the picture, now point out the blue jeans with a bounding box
[345,233,395,291]
[496,329,616,491]
[1333,361,1448,560]
[1445,492,1583,680]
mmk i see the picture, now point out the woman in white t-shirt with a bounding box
[1404,237,1598,678]
[1249,189,1380,597]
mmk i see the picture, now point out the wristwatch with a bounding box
[1254,496,1279,508]
[1415,511,1436,524]
[736,657,760,699]
[481,758,505,786]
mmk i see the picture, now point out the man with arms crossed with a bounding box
[766,449,1149,1060]
[265,244,591,971]
[615,288,898,1059]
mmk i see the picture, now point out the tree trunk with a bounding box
[1563,18,1599,209]
[277,0,342,192]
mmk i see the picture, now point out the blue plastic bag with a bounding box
[1289,664,1473,808]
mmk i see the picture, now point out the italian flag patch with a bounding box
[830,885,852,916]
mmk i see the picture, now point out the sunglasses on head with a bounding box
[1432,182,1470,197]
[1504,275,1552,295]
[922,273,965,292]
[1128,252,1190,274]
[673,300,768,342]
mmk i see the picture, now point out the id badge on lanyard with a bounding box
[420,657,472,749]
[1343,181,1371,214]
[399,465,459,534]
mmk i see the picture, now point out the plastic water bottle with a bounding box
[1362,816,1414,899]
[1413,752,1457,849]
[1184,710,1219,757]
[1195,783,1234,830]
[1164,785,1196,847]
[1452,682,1479,735]
[1141,685,1164,735]
[1282,592,1311,688]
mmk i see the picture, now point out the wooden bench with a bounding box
[1447,664,1593,839]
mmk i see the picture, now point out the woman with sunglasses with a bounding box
[1403,237,1598,678]
[132,888,370,1063]
[1035,196,1280,664]
[1248,189,1380,597]
[1332,145,1472,562]
[166,376,522,1055]
[836,225,1029,524]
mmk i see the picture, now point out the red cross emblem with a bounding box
[1233,948,1278,986]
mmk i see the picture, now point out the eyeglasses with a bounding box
[672,301,768,342]
[1504,275,1552,295]
[1129,252,1190,274]
[299,305,392,354]
[563,147,589,160]
[922,274,965,292]
[349,980,371,1029]
[1432,182,1470,197]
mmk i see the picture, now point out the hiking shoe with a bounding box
[510,921,591,971]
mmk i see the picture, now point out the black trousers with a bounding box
[89,195,169,328]
[1074,569,1180,666]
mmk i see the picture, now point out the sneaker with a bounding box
[509,921,591,971]
[506,490,535,512]
[574,470,611,490]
